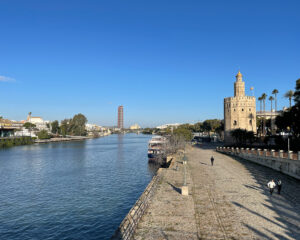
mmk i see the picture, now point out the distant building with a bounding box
[27,113,49,131]
[118,106,124,129]
[130,124,141,130]
[156,123,181,129]
[224,71,256,142]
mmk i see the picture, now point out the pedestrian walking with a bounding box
[210,156,214,166]
[267,179,276,195]
[277,179,282,194]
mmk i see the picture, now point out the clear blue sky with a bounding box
[1,0,299,127]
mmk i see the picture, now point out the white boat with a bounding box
[147,136,168,158]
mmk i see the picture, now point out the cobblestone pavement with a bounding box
[134,144,300,240]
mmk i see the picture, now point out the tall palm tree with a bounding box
[269,96,274,134]
[272,89,279,112]
[261,93,267,112]
[261,93,267,135]
[269,96,274,112]
[258,97,262,113]
[284,90,294,108]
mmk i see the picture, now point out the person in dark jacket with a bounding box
[211,156,214,166]
[277,180,282,194]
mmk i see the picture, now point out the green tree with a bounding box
[294,78,300,105]
[173,126,193,141]
[70,113,87,136]
[284,90,294,108]
[258,97,262,113]
[37,130,51,139]
[261,93,267,135]
[269,96,274,112]
[23,122,36,129]
[60,119,70,136]
[272,89,279,112]
[51,120,60,134]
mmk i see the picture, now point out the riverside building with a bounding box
[224,71,256,142]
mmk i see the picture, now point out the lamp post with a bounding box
[181,153,189,196]
[287,126,291,152]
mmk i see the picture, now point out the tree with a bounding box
[231,128,255,145]
[272,89,279,112]
[258,97,262,113]
[285,90,294,108]
[261,93,267,135]
[269,96,274,112]
[37,130,51,139]
[70,113,87,136]
[293,79,300,105]
[173,125,193,141]
[60,119,70,136]
[51,120,60,134]
[23,122,36,129]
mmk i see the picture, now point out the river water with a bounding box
[0,134,156,240]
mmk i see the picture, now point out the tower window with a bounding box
[234,109,236,111]
[249,108,251,111]
[242,108,244,111]
[233,120,237,126]
[249,120,252,125]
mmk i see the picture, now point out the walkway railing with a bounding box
[111,173,161,240]
[216,147,300,161]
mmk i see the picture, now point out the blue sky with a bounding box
[1,0,299,127]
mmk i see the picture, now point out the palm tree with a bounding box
[258,97,262,113]
[272,89,279,112]
[269,96,274,112]
[261,93,267,112]
[269,96,274,134]
[261,93,267,135]
[284,90,294,108]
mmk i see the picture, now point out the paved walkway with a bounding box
[134,144,300,240]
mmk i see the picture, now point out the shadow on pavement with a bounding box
[167,182,181,194]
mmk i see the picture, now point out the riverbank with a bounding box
[35,136,90,143]
[0,136,34,148]
[131,144,300,239]
[35,133,112,144]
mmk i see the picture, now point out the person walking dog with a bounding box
[211,156,214,166]
[277,179,282,194]
[267,179,276,195]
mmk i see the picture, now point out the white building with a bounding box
[27,114,50,131]
[156,123,181,129]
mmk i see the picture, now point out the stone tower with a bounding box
[224,71,256,142]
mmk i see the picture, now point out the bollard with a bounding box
[257,149,261,156]
[271,149,275,157]
[236,147,239,154]
[246,148,249,154]
[251,148,255,155]
[264,149,268,157]
[279,150,284,158]
[298,151,300,160]
[288,151,293,160]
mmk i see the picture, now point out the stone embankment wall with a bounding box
[111,168,164,240]
[216,147,300,180]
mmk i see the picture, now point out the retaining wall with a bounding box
[111,168,163,240]
[216,147,300,180]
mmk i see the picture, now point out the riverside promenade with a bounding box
[133,144,300,240]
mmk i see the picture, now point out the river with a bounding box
[0,133,157,240]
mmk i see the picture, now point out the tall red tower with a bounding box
[118,106,124,129]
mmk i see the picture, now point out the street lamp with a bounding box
[287,126,291,152]
[181,154,189,195]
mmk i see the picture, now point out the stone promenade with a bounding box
[133,144,300,240]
